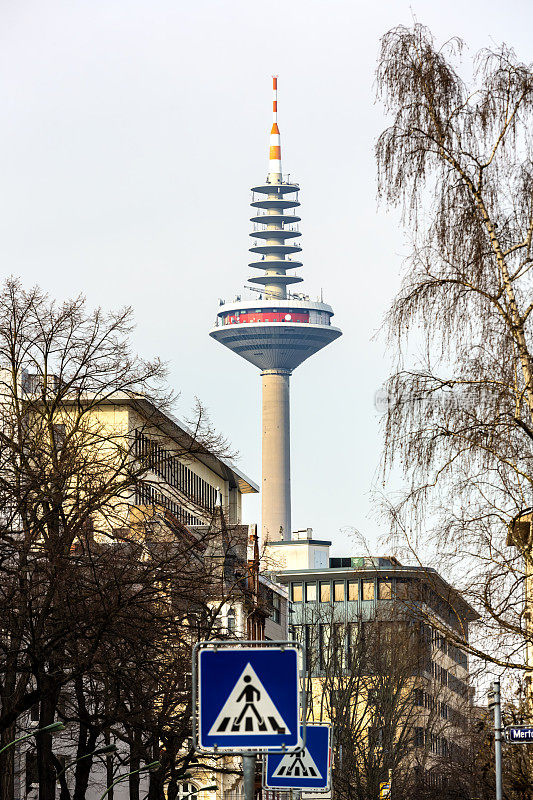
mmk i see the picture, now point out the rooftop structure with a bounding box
[210,77,341,542]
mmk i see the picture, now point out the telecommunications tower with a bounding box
[210,77,341,543]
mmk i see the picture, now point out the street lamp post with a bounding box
[99,760,161,800]
[55,744,117,780]
[0,722,65,755]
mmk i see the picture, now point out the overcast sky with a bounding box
[1,0,531,556]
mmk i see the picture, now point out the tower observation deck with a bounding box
[210,77,341,543]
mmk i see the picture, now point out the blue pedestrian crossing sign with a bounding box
[265,724,331,790]
[197,645,301,752]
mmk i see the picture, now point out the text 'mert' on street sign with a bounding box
[197,645,301,752]
[265,724,331,791]
[379,782,391,799]
[505,725,533,743]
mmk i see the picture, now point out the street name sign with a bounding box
[504,725,533,743]
[379,782,391,799]
[196,643,301,752]
[265,724,331,791]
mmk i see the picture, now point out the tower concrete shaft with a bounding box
[262,369,291,541]
[210,77,342,543]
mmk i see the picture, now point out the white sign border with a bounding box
[192,640,306,755]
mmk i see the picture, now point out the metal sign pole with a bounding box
[243,754,257,800]
[490,680,503,800]
[194,639,305,800]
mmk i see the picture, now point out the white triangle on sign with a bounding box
[208,662,290,736]
[272,746,323,780]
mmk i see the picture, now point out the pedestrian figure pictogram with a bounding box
[208,663,289,736]
[272,746,321,779]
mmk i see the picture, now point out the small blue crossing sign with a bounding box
[265,724,331,790]
[197,645,301,752]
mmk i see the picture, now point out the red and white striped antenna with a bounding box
[269,75,281,179]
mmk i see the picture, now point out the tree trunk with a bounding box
[0,724,15,800]
[147,740,163,800]
[37,687,59,800]
[104,731,114,800]
[128,737,140,800]
[147,772,164,800]
[72,730,97,800]
[55,764,71,800]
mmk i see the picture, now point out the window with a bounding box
[271,594,281,624]
[52,424,66,450]
[227,607,236,633]
[348,580,359,601]
[320,582,331,602]
[291,624,303,644]
[347,622,359,668]
[332,623,345,668]
[378,580,392,600]
[414,687,424,706]
[334,581,345,602]
[177,783,199,800]
[396,579,410,600]
[362,580,375,601]
[414,727,425,748]
[291,583,303,603]
[306,582,317,602]
[318,624,330,670]
[304,624,313,667]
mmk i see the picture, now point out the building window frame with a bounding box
[378,579,392,600]
[305,582,317,602]
[319,581,331,603]
[333,581,345,602]
[271,594,281,624]
[348,580,359,602]
[291,583,303,603]
[362,579,375,601]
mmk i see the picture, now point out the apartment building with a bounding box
[12,394,282,800]
[267,529,478,793]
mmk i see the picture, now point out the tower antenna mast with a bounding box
[210,77,342,543]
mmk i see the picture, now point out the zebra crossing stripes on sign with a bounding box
[272,746,322,779]
[198,645,300,751]
[208,663,288,735]
[265,724,331,791]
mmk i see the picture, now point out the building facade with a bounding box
[12,393,278,800]
[270,531,478,794]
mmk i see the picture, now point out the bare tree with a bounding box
[50,515,250,800]
[375,24,533,670]
[295,601,474,800]
[0,278,237,800]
